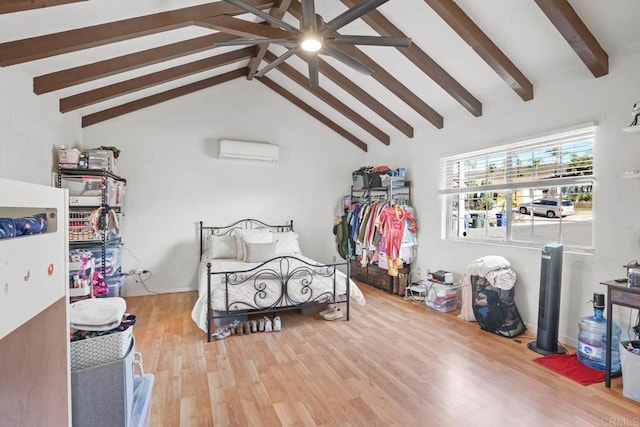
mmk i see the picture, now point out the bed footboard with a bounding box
[206,256,350,342]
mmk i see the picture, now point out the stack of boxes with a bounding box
[58,147,118,174]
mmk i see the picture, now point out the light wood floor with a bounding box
[125,284,640,427]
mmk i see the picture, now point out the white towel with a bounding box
[457,277,476,322]
[69,297,127,331]
[485,268,517,290]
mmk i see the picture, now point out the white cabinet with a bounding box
[0,177,68,339]
[0,177,70,427]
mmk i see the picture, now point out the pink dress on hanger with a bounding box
[377,205,418,276]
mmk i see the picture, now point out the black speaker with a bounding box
[528,243,567,355]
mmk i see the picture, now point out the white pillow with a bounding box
[244,241,278,263]
[274,231,301,254]
[203,235,237,259]
[235,229,273,259]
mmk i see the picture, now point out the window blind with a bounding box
[440,124,596,194]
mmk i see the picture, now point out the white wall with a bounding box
[0,66,81,185]
[366,42,640,346]
[83,78,367,295]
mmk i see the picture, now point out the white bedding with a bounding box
[191,253,365,332]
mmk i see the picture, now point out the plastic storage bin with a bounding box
[85,149,117,174]
[130,374,155,427]
[62,175,125,207]
[425,281,460,312]
[58,148,81,166]
[106,273,127,297]
[620,341,640,402]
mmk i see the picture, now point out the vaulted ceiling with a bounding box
[0,0,619,152]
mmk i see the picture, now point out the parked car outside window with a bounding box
[517,199,575,218]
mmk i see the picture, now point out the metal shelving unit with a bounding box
[349,179,412,293]
[57,167,126,297]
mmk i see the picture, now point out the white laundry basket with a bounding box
[619,341,640,402]
[70,327,133,370]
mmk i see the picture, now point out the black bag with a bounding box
[471,275,526,338]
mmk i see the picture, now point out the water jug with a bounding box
[577,292,621,373]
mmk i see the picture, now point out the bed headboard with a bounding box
[199,219,294,257]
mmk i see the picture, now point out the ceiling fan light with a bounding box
[301,35,322,52]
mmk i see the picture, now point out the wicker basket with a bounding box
[70,327,133,370]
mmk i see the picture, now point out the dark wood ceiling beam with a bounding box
[248,0,293,80]
[257,76,367,152]
[423,0,533,101]
[298,52,413,138]
[195,15,293,40]
[0,0,86,14]
[33,33,238,94]
[340,0,481,118]
[82,68,246,127]
[289,1,443,129]
[325,42,444,129]
[534,0,608,77]
[0,0,274,66]
[60,47,253,113]
[264,51,389,145]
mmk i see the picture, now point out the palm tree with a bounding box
[567,154,593,176]
[532,158,542,179]
[547,146,562,177]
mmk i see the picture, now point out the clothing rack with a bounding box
[348,180,417,293]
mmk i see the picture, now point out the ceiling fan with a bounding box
[215,0,411,86]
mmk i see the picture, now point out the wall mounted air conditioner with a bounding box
[219,139,279,163]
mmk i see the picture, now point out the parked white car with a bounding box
[517,198,575,218]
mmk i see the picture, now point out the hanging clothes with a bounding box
[333,214,349,260]
[377,205,418,276]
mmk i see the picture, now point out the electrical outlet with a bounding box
[416,266,422,277]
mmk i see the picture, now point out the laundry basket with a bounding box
[620,341,640,402]
[70,327,133,370]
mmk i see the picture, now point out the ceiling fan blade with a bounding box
[301,0,317,32]
[223,0,298,31]
[307,54,320,86]
[215,38,295,47]
[198,16,292,40]
[321,45,373,75]
[330,35,412,48]
[322,0,389,34]
[256,46,299,77]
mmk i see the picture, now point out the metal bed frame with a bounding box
[199,219,350,342]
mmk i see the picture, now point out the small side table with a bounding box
[599,280,640,387]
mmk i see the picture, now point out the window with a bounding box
[440,124,595,252]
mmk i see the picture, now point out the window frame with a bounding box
[440,124,596,253]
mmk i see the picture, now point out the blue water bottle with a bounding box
[577,292,621,373]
